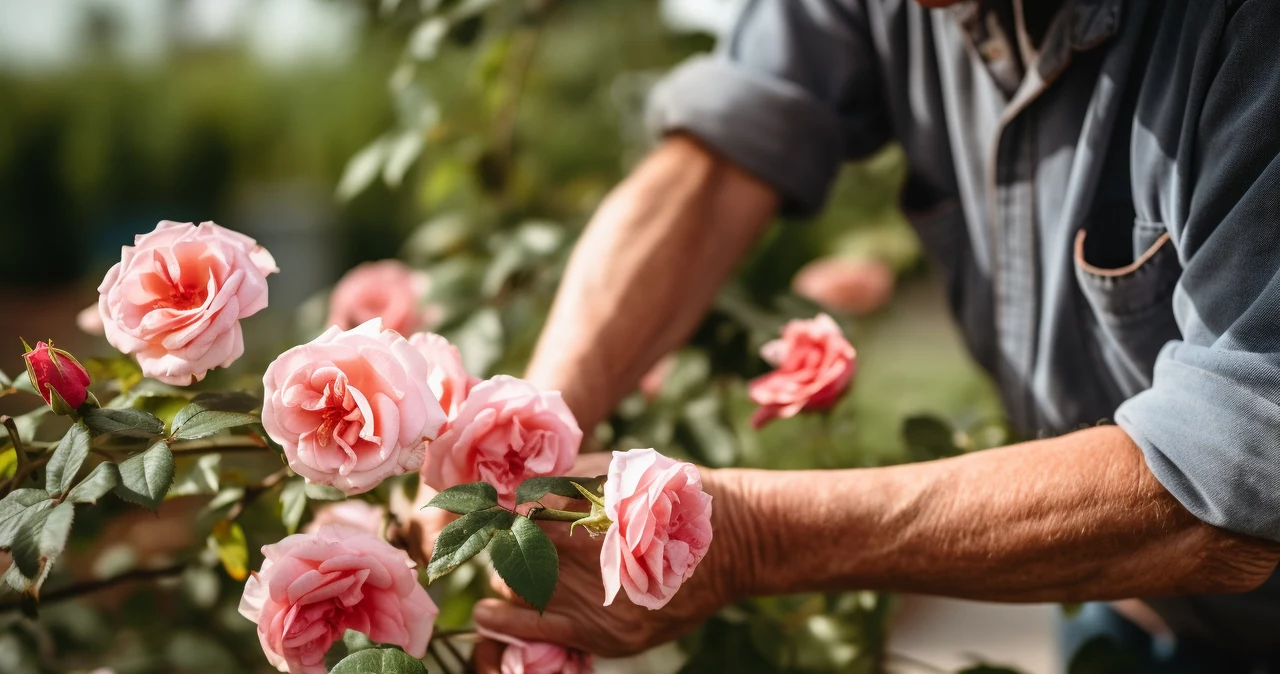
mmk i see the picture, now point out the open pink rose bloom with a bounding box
[262,318,448,495]
[601,448,713,610]
[96,220,278,385]
[425,375,581,508]
[477,627,594,674]
[238,524,437,674]
[747,313,856,429]
[408,332,478,419]
[327,260,435,336]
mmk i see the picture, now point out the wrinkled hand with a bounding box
[472,453,745,670]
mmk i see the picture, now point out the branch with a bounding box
[0,562,187,613]
[170,435,268,454]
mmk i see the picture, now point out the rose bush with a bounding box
[238,524,437,674]
[262,318,448,495]
[96,220,278,385]
[327,260,435,335]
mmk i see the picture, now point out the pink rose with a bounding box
[328,260,435,335]
[22,341,91,411]
[77,305,105,336]
[476,628,594,674]
[601,448,712,610]
[792,257,895,317]
[303,500,386,536]
[747,313,855,429]
[262,318,448,495]
[96,220,278,385]
[424,375,581,509]
[408,332,477,419]
[238,524,437,674]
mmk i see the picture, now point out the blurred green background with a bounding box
[0,0,1008,672]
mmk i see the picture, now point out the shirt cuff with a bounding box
[1116,343,1280,542]
[645,55,846,218]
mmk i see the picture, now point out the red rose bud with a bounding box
[22,340,91,412]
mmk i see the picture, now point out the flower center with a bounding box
[315,377,358,448]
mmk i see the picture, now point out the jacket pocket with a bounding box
[1073,225,1182,394]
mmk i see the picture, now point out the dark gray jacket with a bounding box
[648,0,1280,657]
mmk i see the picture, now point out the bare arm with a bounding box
[474,428,1280,660]
[524,134,779,432]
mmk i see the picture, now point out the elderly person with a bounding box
[443,0,1280,670]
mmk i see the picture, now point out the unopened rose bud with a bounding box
[22,340,92,413]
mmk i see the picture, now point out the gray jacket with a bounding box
[648,0,1280,657]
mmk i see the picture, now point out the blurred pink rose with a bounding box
[303,500,385,536]
[96,221,277,385]
[328,260,435,335]
[77,305,104,335]
[238,524,437,674]
[477,627,594,674]
[408,332,477,419]
[792,257,895,317]
[638,353,675,401]
[262,318,448,495]
[747,313,855,429]
[424,375,581,509]
[601,448,712,610]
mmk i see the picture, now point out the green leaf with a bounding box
[84,356,143,394]
[11,502,74,579]
[427,507,514,582]
[336,137,389,202]
[82,407,165,438]
[0,489,51,549]
[45,424,91,496]
[489,515,559,613]
[169,453,221,497]
[450,308,503,377]
[426,482,498,514]
[113,440,175,510]
[330,647,427,674]
[304,483,346,501]
[211,519,249,581]
[902,415,963,462]
[66,462,120,504]
[280,479,307,534]
[171,404,259,440]
[191,391,261,414]
[1067,636,1140,674]
[514,476,604,506]
[343,628,376,653]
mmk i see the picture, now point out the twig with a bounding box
[170,435,268,453]
[0,562,188,613]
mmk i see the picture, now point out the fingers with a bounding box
[472,638,504,674]
[472,598,580,649]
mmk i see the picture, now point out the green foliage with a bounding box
[212,519,250,582]
[0,489,52,550]
[488,515,558,613]
[112,440,175,510]
[1067,636,1141,674]
[170,403,259,441]
[65,462,120,504]
[428,508,515,582]
[513,476,604,506]
[901,415,964,462]
[426,482,499,514]
[305,483,348,501]
[279,479,308,535]
[82,407,166,438]
[330,647,428,674]
[11,502,74,578]
[44,424,91,496]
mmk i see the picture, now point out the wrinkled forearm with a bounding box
[525,135,778,432]
[712,425,1280,603]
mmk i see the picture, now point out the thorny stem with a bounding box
[0,562,188,613]
[525,507,586,523]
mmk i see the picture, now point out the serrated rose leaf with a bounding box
[514,476,604,506]
[426,482,498,514]
[82,407,165,438]
[45,424,92,496]
[427,508,514,582]
[66,462,120,504]
[489,515,558,613]
[171,404,258,440]
[113,440,174,510]
[11,502,73,579]
[329,647,427,674]
[0,489,51,549]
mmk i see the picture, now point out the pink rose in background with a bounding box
[328,260,435,335]
[792,257,896,317]
[601,448,712,610]
[262,318,448,495]
[747,313,855,429]
[408,332,477,419]
[23,341,91,410]
[477,627,594,674]
[303,499,385,536]
[239,524,437,674]
[424,375,581,509]
[96,220,278,385]
[77,305,105,336]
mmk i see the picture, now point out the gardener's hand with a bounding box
[471,467,748,666]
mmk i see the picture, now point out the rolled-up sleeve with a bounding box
[1116,0,1280,541]
[646,0,891,217]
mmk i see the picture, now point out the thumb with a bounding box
[472,598,580,648]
